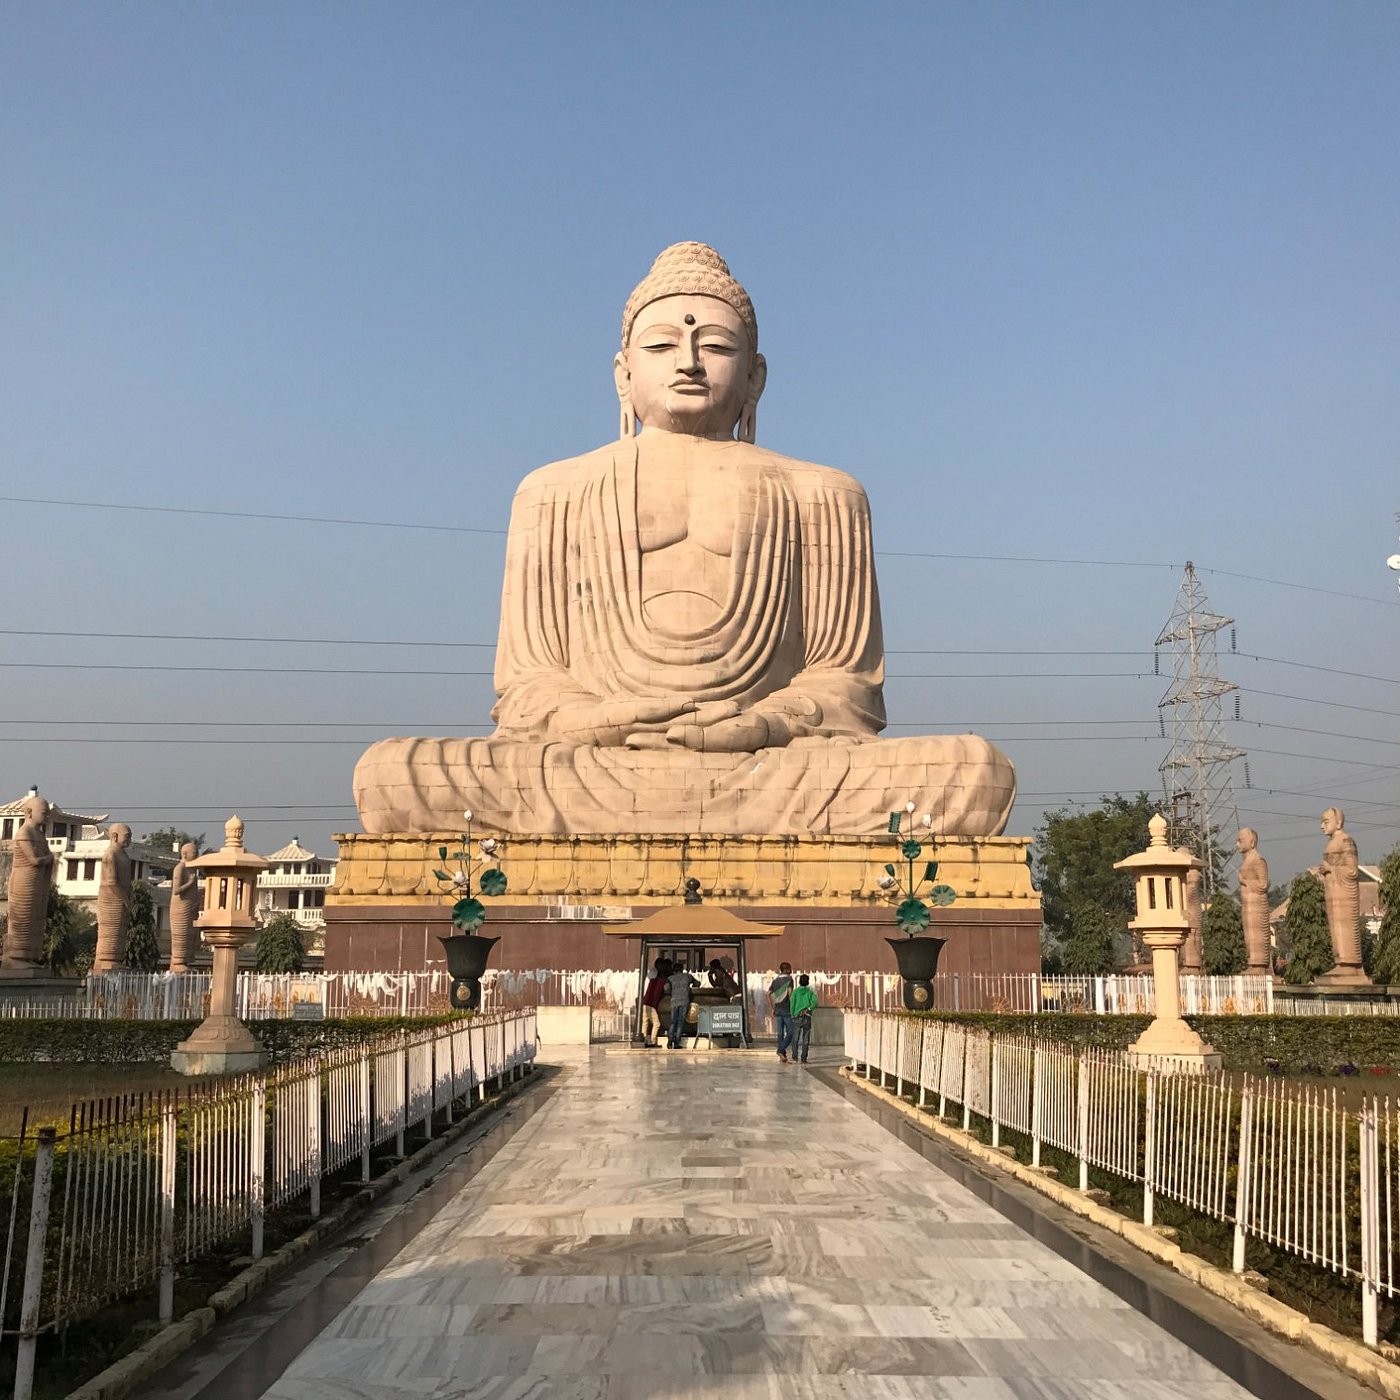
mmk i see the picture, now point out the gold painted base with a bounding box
[328,831,1040,914]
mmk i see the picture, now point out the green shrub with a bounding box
[1372,845,1400,985]
[254,913,307,973]
[1202,892,1246,975]
[0,1014,469,1066]
[900,1010,1400,1074]
[1060,902,1119,975]
[43,892,96,977]
[124,881,160,973]
[1284,872,1333,984]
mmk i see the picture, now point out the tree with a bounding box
[255,913,306,973]
[1201,893,1247,975]
[1035,793,1155,938]
[142,827,205,855]
[1370,844,1400,985]
[1283,872,1333,985]
[1060,901,1120,975]
[124,880,160,972]
[44,890,97,976]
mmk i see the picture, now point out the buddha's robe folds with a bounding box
[354,440,1016,837]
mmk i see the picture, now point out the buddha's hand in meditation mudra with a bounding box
[651,695,824,753]
[547,695,824,752]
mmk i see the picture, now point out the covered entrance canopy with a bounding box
[603,904,785,1046]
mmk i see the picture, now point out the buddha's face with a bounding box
[616,294,765,438]
[111,823,132,849]
[1236,828,1256,854]
[1321,808,1341,835]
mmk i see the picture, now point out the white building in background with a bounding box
[256,836,336,952]
[0,788,177,936]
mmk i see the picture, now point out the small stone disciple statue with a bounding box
[1181,865,1203,974]
[92,823,134,972]
[168,841,200,973]
[1318,807,1368,983]
[1236,827,1272,975]
[355,242,1016,837]
[2,794,55,972]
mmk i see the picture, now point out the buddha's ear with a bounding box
[748,353,767,405]
[613,352,636,439]
[614,352,637,438]
[739,353,767,444]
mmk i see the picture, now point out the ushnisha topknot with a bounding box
[621,242,757,353]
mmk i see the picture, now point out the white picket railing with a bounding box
[847,1010,1391,1347]
[7,969,1400,1026]
[0,1009,537,1400]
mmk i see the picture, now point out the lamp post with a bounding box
[1115,812,1221,1072]
[171,816,268,1075]
[879,802,958,1010]
[431,809,508,1009]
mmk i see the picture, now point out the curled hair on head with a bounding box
[621,242,758,354]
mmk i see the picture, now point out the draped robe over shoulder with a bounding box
[354,439,1016,837]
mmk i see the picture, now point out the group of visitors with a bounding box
[640,957,701,1049]
[766,962,818,1064]
[639,956,819,1059]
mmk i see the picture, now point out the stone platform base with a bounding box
[0,974,80,1003]
[1276,983,1400,1006]
[171,1047,267,1076]
[325,831,1042,977]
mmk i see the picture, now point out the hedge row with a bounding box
[906,1011,1400,1074]
[0,1014,468,1065]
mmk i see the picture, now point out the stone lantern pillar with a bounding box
[171,816,269,1075]
[1115,814,1221,1073]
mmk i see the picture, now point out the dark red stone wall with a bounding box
[324,902,1040,978]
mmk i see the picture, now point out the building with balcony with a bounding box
[256,836,336,954]
[0,788,176,937]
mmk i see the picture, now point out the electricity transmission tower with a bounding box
[1155,562,1245,894]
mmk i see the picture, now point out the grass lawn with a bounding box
[0,1062,218,1134]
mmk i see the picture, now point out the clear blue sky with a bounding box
[2,2,1397,879]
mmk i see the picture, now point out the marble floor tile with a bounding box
[258,1051,1253,1399]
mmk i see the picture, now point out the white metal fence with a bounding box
[5,969,1398,1028]
[0,1009,536,1400]
[848,1010,1395,1348]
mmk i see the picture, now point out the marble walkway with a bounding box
[239,1047,1272,1400]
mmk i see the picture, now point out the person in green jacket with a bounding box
[789,974,818,1064]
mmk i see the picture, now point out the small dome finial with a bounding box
[225,815,245,850]
[1147,812,1169,848]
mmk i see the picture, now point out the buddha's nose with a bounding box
[677,338,701,373]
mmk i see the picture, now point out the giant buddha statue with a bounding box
[354,243,1016,837]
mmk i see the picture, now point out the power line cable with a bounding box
[1240,688,1400,720]
[0,662,1159,679]
[0,716,1160,729]
[1237,654,1400,687]
[6,493,1398,608]
[0,495,507,537]
[0,732,1167,747]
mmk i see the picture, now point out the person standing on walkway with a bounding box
[667,963,699,1049]
[789,973,818,1064]
[641,958,670,1047]
[768,963,795,1062]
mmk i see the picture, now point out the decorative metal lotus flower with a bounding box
[883,803,957,934]
[431,809,508,930]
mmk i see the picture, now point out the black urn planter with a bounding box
[438,934,500,1010]
[886,935,947,1011]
